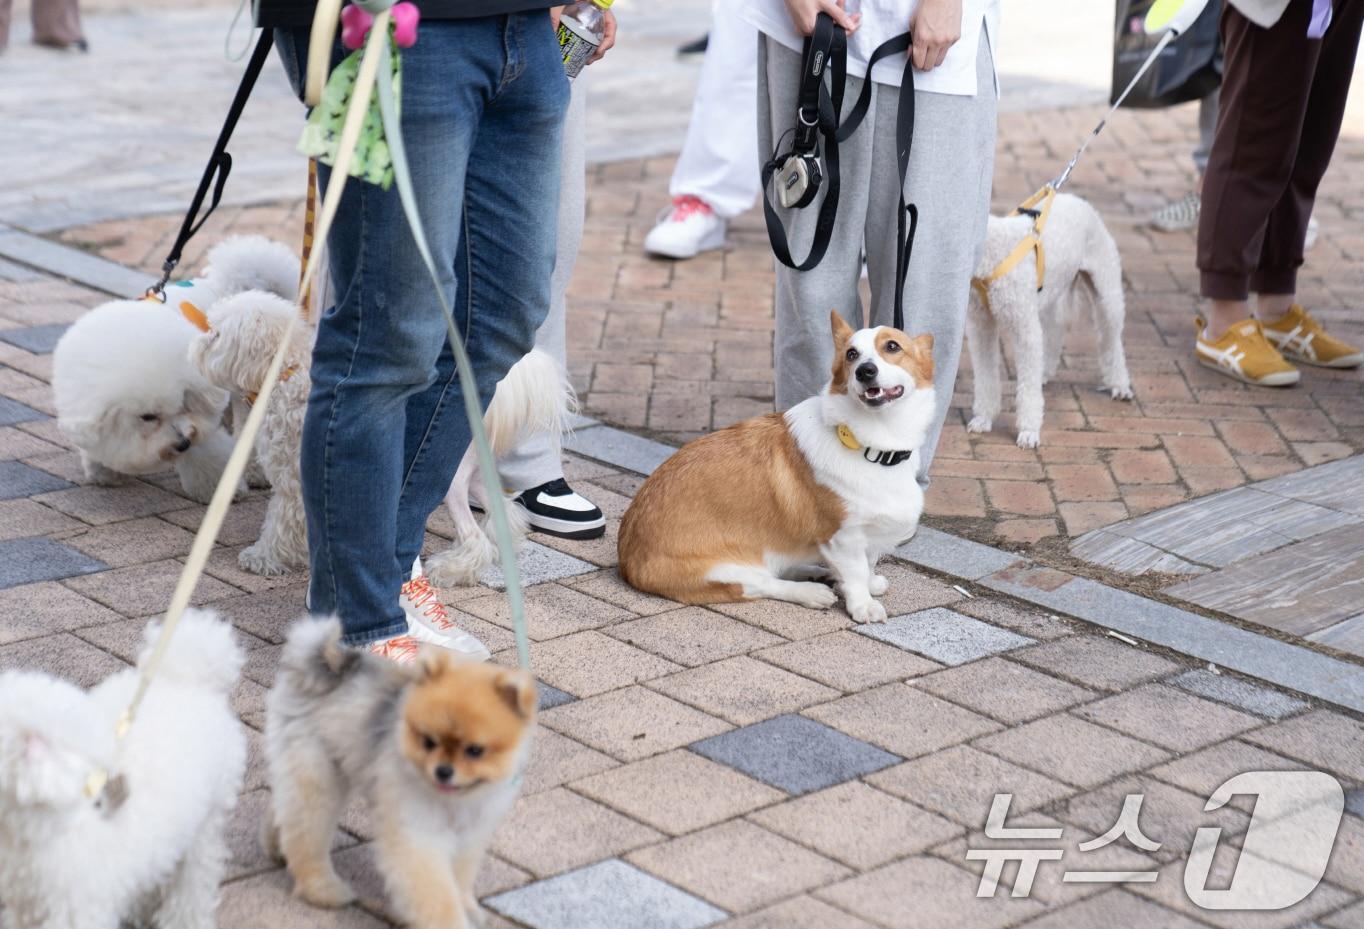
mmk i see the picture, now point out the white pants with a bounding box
[669,0,761,219]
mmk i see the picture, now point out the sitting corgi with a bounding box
[619,312,935,624]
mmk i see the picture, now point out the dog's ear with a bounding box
[830,310,855,347]
[5,729,80,807]
[910,333,935,380]
[495,669,537,719]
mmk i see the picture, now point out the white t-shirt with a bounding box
[739,0,1001,96]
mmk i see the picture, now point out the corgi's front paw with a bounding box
[848,599,888,624]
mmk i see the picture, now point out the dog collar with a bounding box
[244,365,299,406]
[835,424,914,467]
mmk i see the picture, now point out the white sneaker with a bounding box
[1305,214,1319,250]
[644,195,726,259]
[399,576,490,661]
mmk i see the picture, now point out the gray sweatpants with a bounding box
[496,74,587,493]
[759,29,997,486]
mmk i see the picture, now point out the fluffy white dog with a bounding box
[52,236,299,502]
[190,290,311,576]
[965,192,1134,449]
[425,349,576,588]
[0,609,246,929]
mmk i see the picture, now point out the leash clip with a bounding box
[148,258,178,300]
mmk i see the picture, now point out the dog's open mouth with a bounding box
[860,385,905,407]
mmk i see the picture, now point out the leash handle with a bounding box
[152,29,273,296]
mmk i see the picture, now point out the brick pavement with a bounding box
[57,103,1364,553]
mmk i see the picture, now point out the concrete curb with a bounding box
[0,226,151,298]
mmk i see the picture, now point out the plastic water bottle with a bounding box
[557,0,612,79]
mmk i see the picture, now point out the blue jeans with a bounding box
[275,15,568,645]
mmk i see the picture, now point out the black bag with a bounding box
[1112,0,1222,108]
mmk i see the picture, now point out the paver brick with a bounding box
[648,656,839,726]
[974,713,1172,789]
[805,683,1001,758]
[1241,710,1364,781]
[754,630,941,691]
[492,787,663,878]
[541,686,731,762]
[1072,683,1261,752]
[607,607,783,667]
[1009,636,1180,691]
[522,630,682,697]
[816,856,1042,929]
[867,744,1073,825]
[914,656,1096,725]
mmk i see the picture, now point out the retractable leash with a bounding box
[89,2,532,804]
[761,15,919,330]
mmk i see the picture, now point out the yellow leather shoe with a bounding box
[1194,317,1300,387]
[1262,304,1363,368]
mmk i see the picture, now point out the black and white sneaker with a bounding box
[513,478,606,540]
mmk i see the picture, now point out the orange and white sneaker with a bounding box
[399,576,491,661]
[1261,304,1363,369]
[1195,316,1300,387]
[369,633,423,663]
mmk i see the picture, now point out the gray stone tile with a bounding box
[0,228,150,298]
[36,480,197,525]
[563,424,675,476]
[0,323,68,354]
[1069,529,1210,575]
[538,683,576,711]
[486,858,727,929]
[476,540,598,590]
[981,565,1364,714]
[689,713,899,795]
[0,458,73,499]
[0,395,46,427]
[1347,788,1364,819]
[858,607,1035,666]
[868,744,1073,826]
[817,856,1042,929]
[64,558,239,616]
[1310,615,1364,657]
[216,868,391,929]
[1009,635,1179,690]
[0,536,105,588]
[893,526,1023,580]
[0,631,128,687]
[1242,709,1364,781]
[1169,522,1364,636]
[1014,889,1209,929]
[1169,668,1309,720]
[1256,455,1364,516]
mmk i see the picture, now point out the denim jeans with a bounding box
[274,15,568,645]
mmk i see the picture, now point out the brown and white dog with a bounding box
[619,312,935,624]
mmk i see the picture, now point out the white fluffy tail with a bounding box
[136,609,244,695]
[483,348,576,454]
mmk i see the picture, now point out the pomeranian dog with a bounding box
[425,348,576,588]
[620,312,936,624]
[190,290,312,576]
[0,610,246,929]
[264,618,536,928]
[52,235,299,501]
[966,192,1133,448]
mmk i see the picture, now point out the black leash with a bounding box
[148,29,274,297]
[761,18,919,331]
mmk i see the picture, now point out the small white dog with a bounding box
[190,290,311,576]
[425,348,576,588]
[965,192,1134,449]
[52,235,299,501]
[0,610,246,929]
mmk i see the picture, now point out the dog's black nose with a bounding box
[435,764,454,783]
[173,436,192,453]
[855,361,878,384]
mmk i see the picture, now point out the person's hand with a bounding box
[909,0,961,71]
[587,9,617,64]
[783,0,861,36]
[550,5,563,30]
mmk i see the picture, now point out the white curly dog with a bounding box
[965,192,1133,449]
[0,609,246,929]
[190,287,312,576]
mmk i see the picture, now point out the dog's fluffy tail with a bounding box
[137,608,244,695]
[484,348,577,455]
[204,235,301,301]
[277,616,365,697]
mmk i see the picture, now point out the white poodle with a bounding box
[0,609,246,929]
[190,290,311,576]
[965,191,1134,449]
[52,236,300,502]
[425,348,576,587]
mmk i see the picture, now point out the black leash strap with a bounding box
[149,29,274,296]
[761,16,847,273]
[762,19,920,331]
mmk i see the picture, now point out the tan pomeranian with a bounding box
[263,618,535,929]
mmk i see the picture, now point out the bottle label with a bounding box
[557,18,599,79]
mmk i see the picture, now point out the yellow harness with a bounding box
[970,184,1057,312]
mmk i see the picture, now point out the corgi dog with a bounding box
[263,618,536,929]
[619,312,935,624]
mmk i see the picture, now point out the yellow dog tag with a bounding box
[836,424,861,450]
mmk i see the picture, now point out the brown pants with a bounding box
[0,0,84,51]
[1198,0,1364,300]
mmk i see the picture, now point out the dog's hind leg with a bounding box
[1012,295,1047,449]
[965,295,1003,435]
[1083,237,1134,400]
[427,450,497,587]
[155,807,230,929]
[271,748,355,908]
[707,563,838,610]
